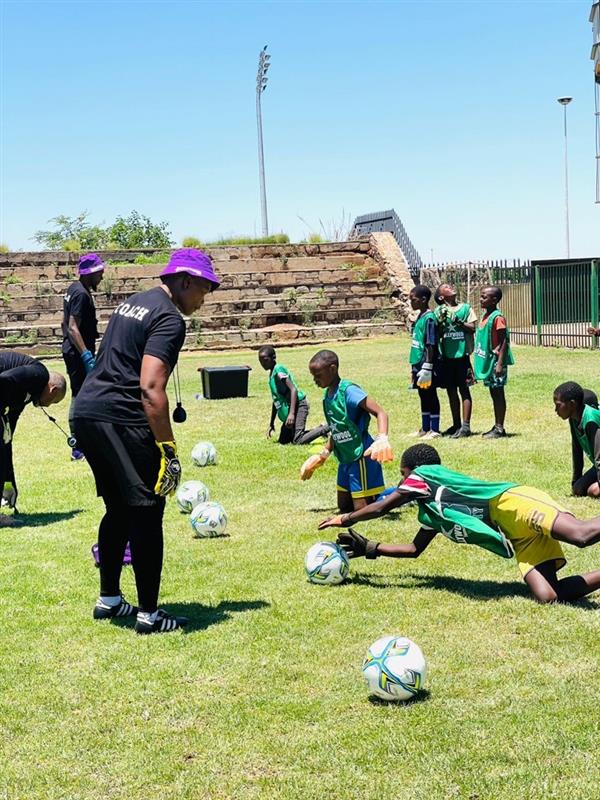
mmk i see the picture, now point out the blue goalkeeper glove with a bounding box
[81,350,96,374]
[154,441,182,497]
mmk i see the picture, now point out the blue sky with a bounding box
[1,0,598,260]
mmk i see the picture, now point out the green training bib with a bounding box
[474,309,514,381]
[570,404,600,463]
[269,365,305,423]
[323,379,365,464]
[410,310,436,365]
[436,303,472,359]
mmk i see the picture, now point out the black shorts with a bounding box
[62,349,87,397]
[439,355,471,389]
[72,418,163,507]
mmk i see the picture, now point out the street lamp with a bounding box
[256,46,270,237]
[557,96,573,258]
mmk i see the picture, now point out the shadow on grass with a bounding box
[111,599,270,633]
[2,509,84,528]
[368,688,431,707]
[349,572,600,609]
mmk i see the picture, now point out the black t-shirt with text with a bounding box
[62,281,99,355]
[73,286,186,426]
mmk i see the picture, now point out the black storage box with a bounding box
[200,366,251,399]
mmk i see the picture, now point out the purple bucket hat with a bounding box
[160,248,220,288]
[78,253,105,275]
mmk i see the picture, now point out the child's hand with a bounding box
[300,450,330,480]
[337,529,380,559]
[364,434,394,464]
[416,363,433,389]
[318,514,345,530]
[266,424,275,439]
[284,413,295,428]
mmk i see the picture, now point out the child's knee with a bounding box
[530,585,558,604]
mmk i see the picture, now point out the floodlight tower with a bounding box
[256,46,270,237]
[557,97,573,257]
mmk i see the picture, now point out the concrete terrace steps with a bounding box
[0,235,414,350]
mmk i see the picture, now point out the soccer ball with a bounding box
[191,441,217,467]
[176,480,210,513]
[362,635,427,702]
[304,541,350,585]
[190,501,227,538]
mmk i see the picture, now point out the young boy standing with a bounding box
[435,283,477,438]
[258,345,328,445]
[409,285,440,439]
[319,443,600,605]
[474,286,514,438]
[554,381,600,498]
[300,349,393,513]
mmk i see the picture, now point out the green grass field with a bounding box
[2,337,600,800]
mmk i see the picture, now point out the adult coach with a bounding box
[0,351,66,515]
[62,253,104,460]
[73,248,220,634]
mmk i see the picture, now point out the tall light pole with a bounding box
[557,96,573,258]
[256,46,270,237]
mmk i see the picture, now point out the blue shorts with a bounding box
[337,456,385,500]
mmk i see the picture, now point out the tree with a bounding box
[109,211,173,249]
[32,210,173,251]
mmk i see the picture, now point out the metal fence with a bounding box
[421,258,600,349]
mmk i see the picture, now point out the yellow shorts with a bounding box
[489,486,567,577]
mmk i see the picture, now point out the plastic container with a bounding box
[200,366,251,400]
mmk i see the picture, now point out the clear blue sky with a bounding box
[1,0,598,261]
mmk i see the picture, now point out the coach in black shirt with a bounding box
[73,248,220,634]
[61,252,104,460]
[0,351,66,514]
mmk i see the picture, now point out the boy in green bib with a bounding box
[474,286,514,439]
[319,443,600,604]
[300,349,393,513]
[435,283,477,438]
[258,345,328,445]
[554,381,600,498]
[409,285,441,439]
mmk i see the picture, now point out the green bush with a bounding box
[0,244,9,253]
[182,236,203,248]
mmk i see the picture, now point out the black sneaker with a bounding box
[134,609,189,635]
[93,595,138,620]
[442,425,460,437]
[452,426,471,438]
[482,426,506,439]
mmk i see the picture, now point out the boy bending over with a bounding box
[554,381,600,498]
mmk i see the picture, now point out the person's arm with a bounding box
[571,433,584,484]
[590,424,600,484]
[66,315,87,355]
[284,377,297,428]
[336,526,437,559]
[361,395,393,463]
[267,403,277,438]
[300,435,333,480]
[493,317,508,373]
[318,488,415,528]
[140,354,174,442]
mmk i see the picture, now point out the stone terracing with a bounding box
[0,234,414,353]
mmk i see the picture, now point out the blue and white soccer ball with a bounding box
[362,635,427,701]
[176,480,210,514]
[190,500,227,538]
[304,541,350,585]
[191,441,217,467]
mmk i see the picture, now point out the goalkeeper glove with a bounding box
[364,433,394,464]
[154,441,182,497]
[300,449,330,481]
[336,529,380,559]
[2,481,17,509]
[416,363,433,389]
[81,349,96,374]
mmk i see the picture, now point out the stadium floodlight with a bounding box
[256,46,270,237]
[557,97,573,257]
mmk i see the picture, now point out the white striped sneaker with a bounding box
[93,595,137,620]
[135,609,188,635]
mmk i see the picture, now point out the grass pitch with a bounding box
[2,337,600,800]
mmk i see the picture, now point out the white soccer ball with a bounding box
[190,501,227,538]
[362,635,427,702]
[304,541,350,585]
[176,480,210,514]
[191,441,217,467]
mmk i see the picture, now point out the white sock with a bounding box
[137,610,158,624]
[100,595,121,607]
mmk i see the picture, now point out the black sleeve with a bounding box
[590,424,600,482]
[571,435,584,484]
[68,288,89,321]
[143,314,186,372]
[0,362,49,409]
